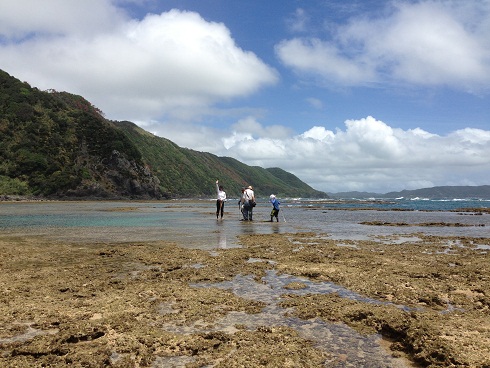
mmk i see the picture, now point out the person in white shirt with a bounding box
[216,180,226,219]
[241,185,255,221]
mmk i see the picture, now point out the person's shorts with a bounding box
[271,209,279,217]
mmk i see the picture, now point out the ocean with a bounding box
[1,198,489,248]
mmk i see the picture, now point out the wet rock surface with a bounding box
[1,231,489,367]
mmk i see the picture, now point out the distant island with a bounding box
[328,185,490,200]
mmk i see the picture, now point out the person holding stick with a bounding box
[216,180,226,219]
[269,194,280,222]
[238,187,245,219]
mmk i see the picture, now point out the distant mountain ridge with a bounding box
[0,69,326,199]
[329,185,490,199]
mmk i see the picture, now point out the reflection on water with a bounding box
[175,272,412,367]
[0,201,297,248]
[215,220,228,249]
[0,323,58,345]
[2,200,488,249]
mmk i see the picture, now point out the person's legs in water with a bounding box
[241,205,247,220]
[240,203,247,220]
[220,201,224,219]
[216,200,221,219]
[243,205,251,221]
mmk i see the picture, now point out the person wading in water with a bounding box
[269,194,280,222]
[216,180,226,219]
[241,185,255,221]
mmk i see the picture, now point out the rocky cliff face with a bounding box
[63,150,165,199]
[0,69,169,199]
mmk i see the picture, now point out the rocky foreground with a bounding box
[0,231,489,367]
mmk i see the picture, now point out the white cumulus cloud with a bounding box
[181,116,490,194]
[276,0,490,91]
[0,0,126,39]
[275,37,375,85]
[0,2,278,122]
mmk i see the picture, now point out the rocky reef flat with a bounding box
[1,230,489,367]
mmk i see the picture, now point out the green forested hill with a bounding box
[0,69,326,199]
[114,121,326,198]
[0,70,162,198]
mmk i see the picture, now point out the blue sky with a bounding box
[1,0,489,193]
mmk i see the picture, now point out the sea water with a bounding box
[0,198,489,248]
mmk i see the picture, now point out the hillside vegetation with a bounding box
[115,121,325,198]
[0,69,326,199]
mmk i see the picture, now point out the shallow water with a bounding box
[1,200,489,248]
[166,272,413,367]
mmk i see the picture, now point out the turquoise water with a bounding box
[1,199,489,248]
[0,200,297,248]
[315,197,490,211]
[0,203,182,227]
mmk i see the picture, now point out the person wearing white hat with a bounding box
[269,194,280,222]
[241,185,255,221]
